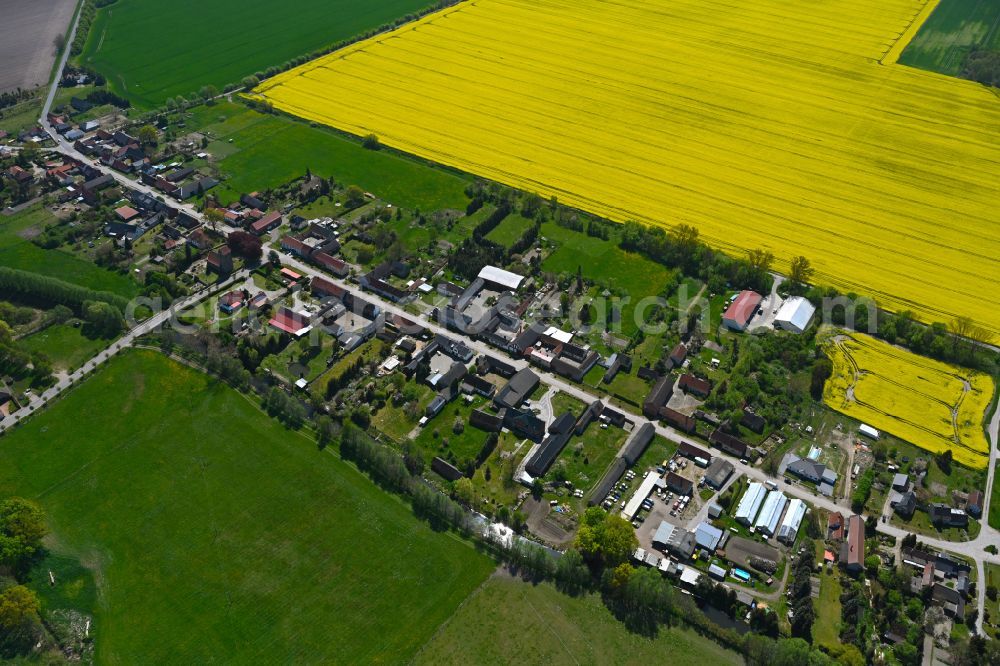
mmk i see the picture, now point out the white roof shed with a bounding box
[774,296,816,334]
[478,265,525,291]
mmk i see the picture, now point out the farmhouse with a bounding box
[841,514,865,573]
[218,291,244,314]
[722,290,762,331]
[677,441,711,463]
[269,307,311,336]
[678,373,711,397]
[621,422,654,465]
[889,490,916,518]
[643,375,674,418]
[704,458,734,490]
[709,428,749,459]
[664,471,693,496]
[967,490,984,518]
[929,504,968,529]
[494,368,539,410]
[774,296,816,334]
[311,276,347,301]
[524,412,575,477]
[503,408,545,442]
[659,406,695,433]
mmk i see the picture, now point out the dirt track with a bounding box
[0,0,76,94]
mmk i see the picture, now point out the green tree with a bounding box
[362,133,380,150]
[345,185,366,208]
[0,498,47,572]
[789,255,814,287]
[454,478,475,506]
[0,585,42,654]
[83,300,125,337]
[137,124,158,146]
[747,247,774,272]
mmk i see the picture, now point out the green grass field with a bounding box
[0,351,494,663]
[0,204,139,297]
[413,575,743,665]
[78,0,436,109]
[486,213,535,247]
[187,102,469,210]
[18,323,110,371]
[541,222,674,336]
[900,0,1000,75]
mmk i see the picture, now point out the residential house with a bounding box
[678,373,711,397]
[929,503,968,528]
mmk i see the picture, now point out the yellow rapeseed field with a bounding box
[253,0,1000,332]
[823,331,994,469]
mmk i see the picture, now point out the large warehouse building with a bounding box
[755,491,789,537]
[777,499,807,544]
[735,482,767,526]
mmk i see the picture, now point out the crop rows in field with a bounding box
[254,0,1000,334]
[823,331,994,469]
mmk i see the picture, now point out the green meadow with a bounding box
[0,351,494,663]
[79,0,436,109]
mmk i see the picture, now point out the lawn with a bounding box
[18,322,110,371]
[412,395,491,465]
[812,555,843,649]
[633,434,680,473]
[892,509,981,541]
[556,425,629,493]
[0,203,140,297]
[985,564,1000,638]
[900,0,1000,76]
[78,0,438,109]
[260,333,337,384]
[412,575,743,665]
[485,213,535,247]
[550,390,586,418]
[185,101,469,211]
[0,351,494,663]
[541,221,674,336]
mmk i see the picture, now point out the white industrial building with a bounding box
[777,499,807,545]
[859,424,880,440]
[735,482,767,526]
[478,265,525,291]
[754,490,789,536]
[774,296,816,334]
[621,471,664,521]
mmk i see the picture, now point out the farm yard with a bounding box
[899,0,1000,75]
[823,331,994,468]
[77,0,437,109]
[253,0,1000,334]
[0,351,494,663]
